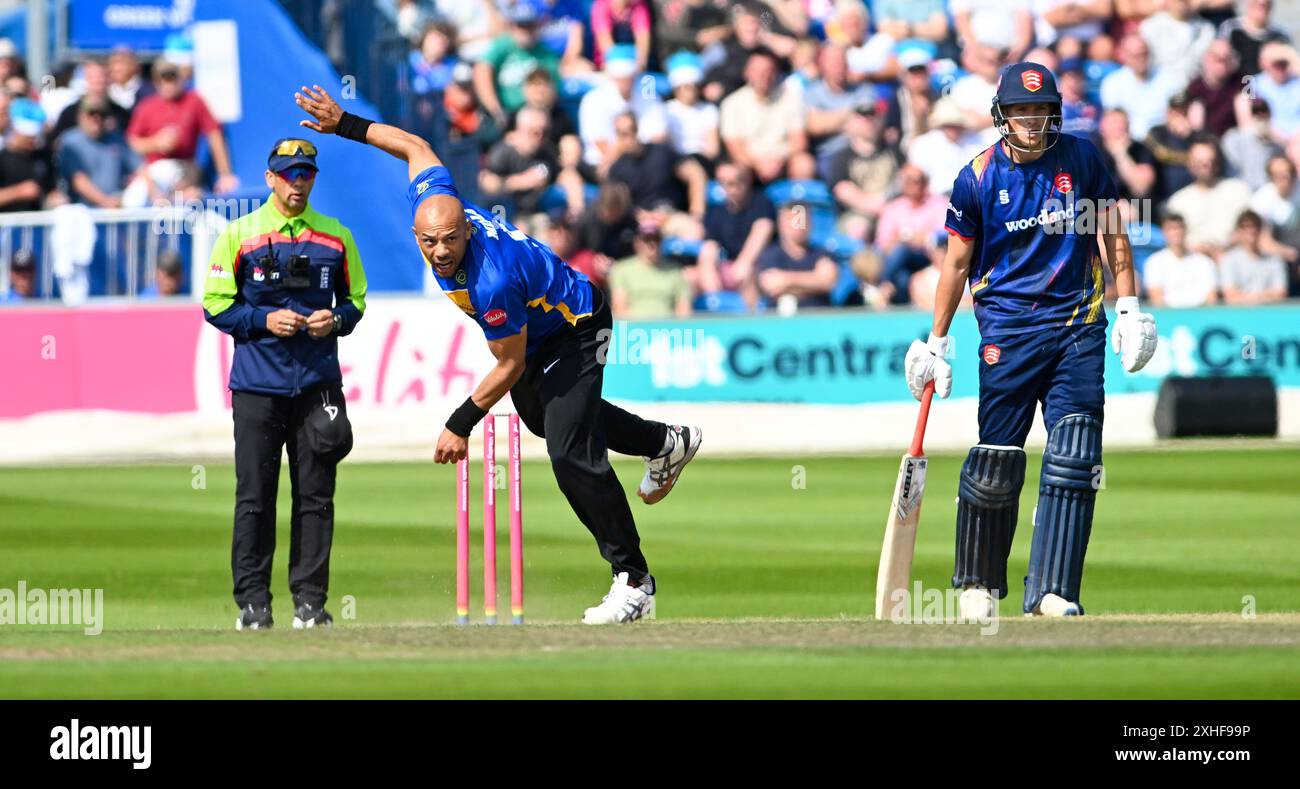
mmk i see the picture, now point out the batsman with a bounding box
[905,63,1157,618]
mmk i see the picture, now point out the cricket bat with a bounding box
[874,380,936,620]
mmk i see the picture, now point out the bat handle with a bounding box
[909,381,935,457]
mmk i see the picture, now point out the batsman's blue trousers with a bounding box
[976,323,1106,447]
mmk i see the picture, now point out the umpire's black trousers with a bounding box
[510,283,669,580]
[231,384,349,610]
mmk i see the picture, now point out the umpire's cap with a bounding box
[267,137,319,172]
[994,62,1062,109]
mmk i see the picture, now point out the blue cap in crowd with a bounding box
[9,98,46,138]
[1058,57,1085,76]
[667,51,703,88]
[507,2,540,27]
[605,44,639,78]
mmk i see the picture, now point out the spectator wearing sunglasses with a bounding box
[58,98,144,208]
[50,60,133,143]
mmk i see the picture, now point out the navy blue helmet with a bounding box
[991,62,1063,153]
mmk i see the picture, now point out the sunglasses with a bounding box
[157,70,180,81]
[273,139,317,157]
[277,166,317,182]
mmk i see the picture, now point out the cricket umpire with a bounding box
[202,138,367,630]
[905,63,1157,618]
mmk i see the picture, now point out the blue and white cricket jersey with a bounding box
[409,165,593,356]
[944,134,1120,336]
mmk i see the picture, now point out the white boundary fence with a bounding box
[0,205,232,302]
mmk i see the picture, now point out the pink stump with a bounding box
[482,415,498,624]
[509,413,525,624]
[456,457,470,625]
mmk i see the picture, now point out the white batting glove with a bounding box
[905,333,953,400]
[1111,296,1157,373]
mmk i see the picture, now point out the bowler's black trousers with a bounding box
[510,284,669,579]
[231,385,344,610]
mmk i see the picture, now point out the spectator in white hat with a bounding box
[906,97,986,195]
[578,43,667,173]
[663,51,719,162]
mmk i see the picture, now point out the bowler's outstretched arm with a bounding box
[295,84,441,180]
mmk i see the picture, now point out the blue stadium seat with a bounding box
[559,77,594,125]
[646,72,672,98]
[822,232,865,260]
[807,204,840,248]
[537,185,569,213]
[931,66,967,96]
[560,76,594,100]
[765,179,835,209]
[693,291,750,313]
[707,180,726,205]
[662,237,702,259]
[830,262,862,307]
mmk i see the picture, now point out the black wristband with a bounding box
[336,111,374,143]
[445,397,488,438]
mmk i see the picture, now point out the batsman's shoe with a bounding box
[1031,593,1083,617]
[638,425,702,504]
[958,586,996,620]
[582,572,656,624]
[235,604,273,631]
[292,603,334,629]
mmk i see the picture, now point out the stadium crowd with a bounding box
[3,0,1300,315]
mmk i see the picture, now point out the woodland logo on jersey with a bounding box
[1032,197,1155,242]
[49,719,151,770]
[0,581,104,635]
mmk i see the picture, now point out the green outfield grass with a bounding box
[1,446,1298,698]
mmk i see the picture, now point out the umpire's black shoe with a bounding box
[292,603,333,629]
[235,604,273,631]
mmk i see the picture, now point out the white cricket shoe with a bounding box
[1032,593,1083,617]
[582,572,656,624]
[638,425,702,504]
[958,586,996,620]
